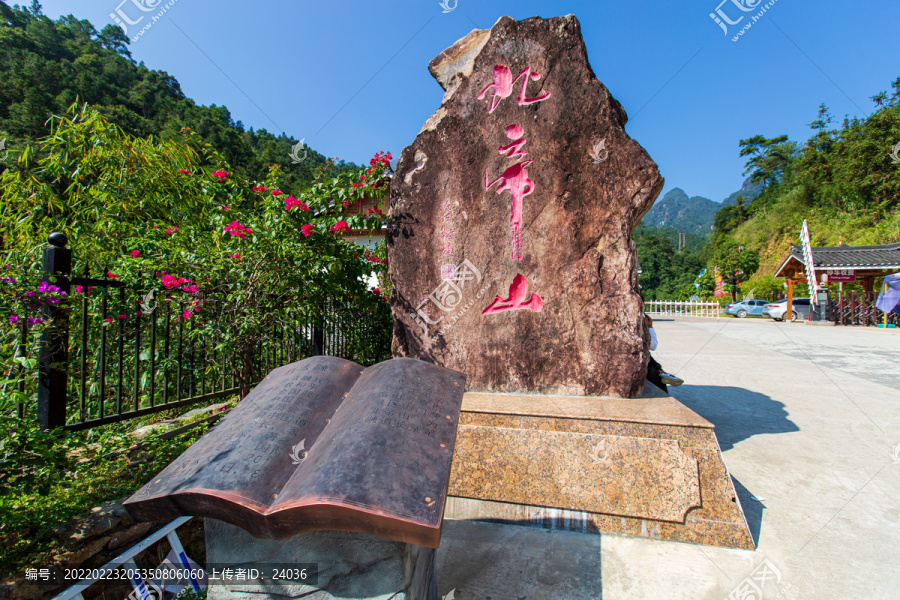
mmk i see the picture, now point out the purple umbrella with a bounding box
[875,273,900,315]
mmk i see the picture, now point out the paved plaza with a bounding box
[437,317,900,599]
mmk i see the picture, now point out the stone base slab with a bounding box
[205,518,437,600]
[446,391,754,550]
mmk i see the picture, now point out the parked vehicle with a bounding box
[724,299,769,318]
[763,298,811,321]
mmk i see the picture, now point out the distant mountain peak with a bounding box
[640,178,763,234]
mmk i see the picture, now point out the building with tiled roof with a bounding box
[775,242,900,290]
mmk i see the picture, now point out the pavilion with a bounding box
[774,242,900,316]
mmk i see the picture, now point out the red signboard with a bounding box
[825,269,857,283]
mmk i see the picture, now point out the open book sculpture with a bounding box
[124,356,466,548]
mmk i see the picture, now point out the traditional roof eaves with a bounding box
[778,242,900,273]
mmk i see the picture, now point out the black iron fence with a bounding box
[830,291,899,327]
[758,290,897,326]
[10,235,391,432]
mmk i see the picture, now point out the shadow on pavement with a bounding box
[672,385,799,452]
[731,476,764,548]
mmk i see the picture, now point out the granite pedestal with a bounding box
[205,518,437,600]
[445,388,754,549]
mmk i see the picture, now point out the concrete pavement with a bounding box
[435,317,900,599]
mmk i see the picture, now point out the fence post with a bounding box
[312,320,324,357]
[38,232,71,430]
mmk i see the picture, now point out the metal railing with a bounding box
[831,291,899,327]
[51,517,199,600]
[644,300,722,319]
[11,234,391,431]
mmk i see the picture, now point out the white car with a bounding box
[763,298,811,321]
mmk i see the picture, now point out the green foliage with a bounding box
[739,274,783,302]
[0,4,353,192]
[713,239,760,301]
[738,134,800,190]
[634,226,705,300]
[710,74,900,275]
[696,269,716,297]
[642,225,709,254]
[1,104,392,401]
[640,188,720,235]
[0,417,73,497]
[0,421,211,578]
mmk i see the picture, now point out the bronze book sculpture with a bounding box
[124,356,466,548]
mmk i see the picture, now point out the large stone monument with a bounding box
[389,15,662,398]
[388,15,753,550]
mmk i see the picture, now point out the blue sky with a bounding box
[28,0,900,203]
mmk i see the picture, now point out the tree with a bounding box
[1,104,392,399]
[738,134,799,190]
[0,4,355,193]
[634,226,705,300]
[713,239,760,302]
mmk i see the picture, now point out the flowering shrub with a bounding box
[329,220,351,233]
[284,195,308,211]
[1,104,392,405]
[223,221,253,239]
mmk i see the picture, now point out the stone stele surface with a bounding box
[387,14,663,398]
[205,518,437,600]
[445,392,755,550]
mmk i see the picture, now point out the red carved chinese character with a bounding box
[498,124,528,159]
[482,273,542,315]
[478,65,551,113]
[485,159,533,261]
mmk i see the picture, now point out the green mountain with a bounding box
[641,179,765,236]
[721,178,765,207]
[640,188,719,235]
[0,3,356,193]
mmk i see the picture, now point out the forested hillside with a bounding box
[640,188,719,235]
[0,2,354,194]
[638,77,899,301]
[715,82,900,289]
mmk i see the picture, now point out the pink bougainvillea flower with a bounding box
[230,253,240,259]
[284,194,308,211]
[118,314,127,319]
[251,185,267,193]
[301,224,315,237]
[220,205,230,211]
[224,221,252,239]
[107,272,119,279]
[106,317,114,323]
[271,189,282,196]
[329,220,350,233]
[180,168,190,174]
[131,250,141,258]
[152,224,159,228]
[8,315,19,324]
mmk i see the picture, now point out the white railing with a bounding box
[644,300,722,319]
[52,516,202,600]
